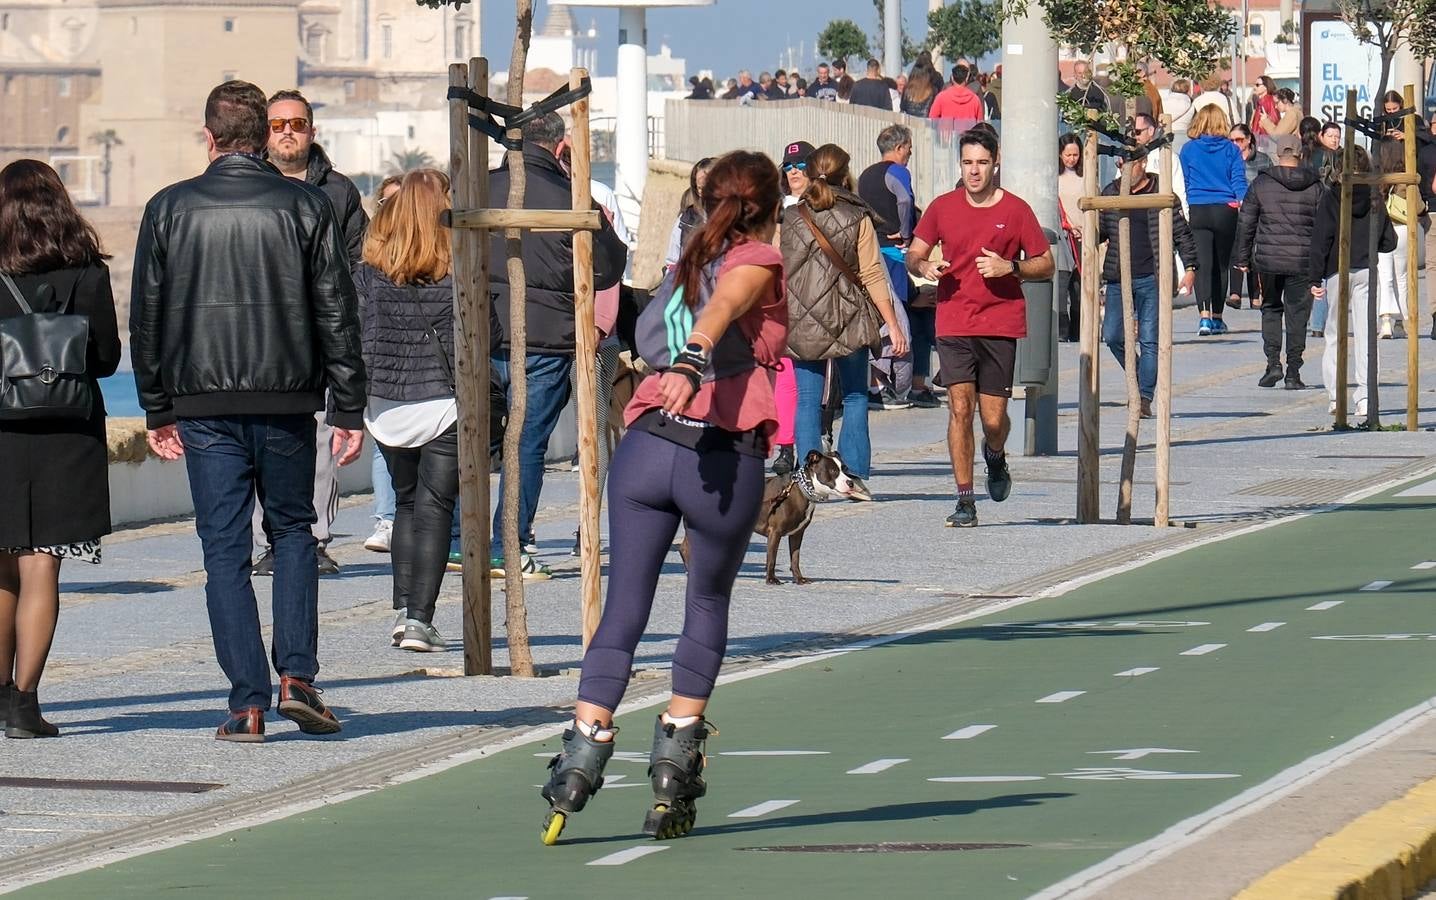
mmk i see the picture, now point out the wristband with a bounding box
[669,362,702,393]
[675,342,709,371]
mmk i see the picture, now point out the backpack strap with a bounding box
[0,272,34,316]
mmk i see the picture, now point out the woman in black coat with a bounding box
[0,160,121,737]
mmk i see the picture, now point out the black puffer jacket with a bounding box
[1096,175,1199,281]
[305,143,369,265]
[488,147,628,354]
[355,264,455,403]
[1309,187,1397,282]
[1233,165,1324,276]
[129,153,366,429]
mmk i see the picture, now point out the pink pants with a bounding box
[774,357,797,447]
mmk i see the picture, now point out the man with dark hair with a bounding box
[905,129,1053,527]
[929,63,985,123]
[131,80,366,742]
[849,58,893,110]
[487,111,627,578]
[768,70,791,100]
[250,88,370,577]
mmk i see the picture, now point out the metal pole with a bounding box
[884,0,901,81]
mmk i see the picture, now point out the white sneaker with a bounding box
[364,519,393,553]
[1379,316,1395,339]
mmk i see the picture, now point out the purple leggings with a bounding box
[577,428,765,712]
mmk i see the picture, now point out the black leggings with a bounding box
[380,425,459,624]
[577,428,765,712]
[1189,203,1239,318]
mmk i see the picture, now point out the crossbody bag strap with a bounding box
[0,272,34,315]
[796,203,866,292]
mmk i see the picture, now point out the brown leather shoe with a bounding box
[277,676,341,735]
[216,707,265,743]
[1140,398,1154,419]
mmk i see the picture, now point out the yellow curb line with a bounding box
[1237,777,1436,900]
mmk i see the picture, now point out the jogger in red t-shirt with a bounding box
[905,129,1053,528]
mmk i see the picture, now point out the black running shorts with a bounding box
[936,336,1018,398]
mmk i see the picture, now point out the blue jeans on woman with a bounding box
[1103,274,1159,401]
[371,441,395,522]
[793,350,871,477]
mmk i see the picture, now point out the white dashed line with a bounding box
[1114,667,1160,677]
[587,846,670,866]
[943,724,997,740]
[1248,622,1285,633]
[718,751,829,757]
[1413,561,1436,570]
[728,799,799,818]
[1360,581,1393,591]
[1036,691,1086,703]
[847,758,909,775]
[929,775,1047,783]
[1180,644,1227,656]
[1307,600,1344,611]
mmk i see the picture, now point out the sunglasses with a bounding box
[269,117,311,134]
[783,161,807,172]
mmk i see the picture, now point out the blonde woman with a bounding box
[355,169,459,653]
[1180,104,1247,335]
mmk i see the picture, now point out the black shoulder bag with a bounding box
[0,271,93,420]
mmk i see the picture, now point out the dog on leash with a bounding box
[679,449,862,585]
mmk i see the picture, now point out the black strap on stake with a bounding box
[1098,131,1172,163]
[446,78,593,150]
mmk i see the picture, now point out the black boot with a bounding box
[1257,364,1283,388]
[0,683,12,729]
[1284,364,1307,390]
[6,689,59,738]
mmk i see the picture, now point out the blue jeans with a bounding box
[179,415,319,711]
[490,351,574,557]
[371,441,395,522]
[1103,275,1159,401]
[793,351,872,478]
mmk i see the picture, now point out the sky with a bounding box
[479,0,930,81]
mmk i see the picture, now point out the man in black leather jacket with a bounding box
[129,80,366,743]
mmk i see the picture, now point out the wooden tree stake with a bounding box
[1335,90,1356,429]
[1076,114,1102,523]
[1155,115,1175,528]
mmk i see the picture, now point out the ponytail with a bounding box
[799,143,852,212]
[672,150,781,308]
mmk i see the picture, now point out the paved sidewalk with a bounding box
[2,316,1433,883]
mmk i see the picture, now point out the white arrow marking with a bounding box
[587,846,670,866]
[1248,622,1285,633]
[1307,600,1344,610]
[929,775,1047,783]
[718,750,830,757]
[1114,667,1160,677]
[1054,767,1238,781]
[1412,561,1436,570]
[847,758,909,775]
[728,799,799,818]
[1360,581,1393,591]
[1394,480,1436,497]
[1180,644,1227,656]
[1036,691,1086,703]
[943,724,997,740]
[1089,748,1200,761]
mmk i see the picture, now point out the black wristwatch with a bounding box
[1009,258,1022,277]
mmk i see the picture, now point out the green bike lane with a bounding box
[20,477,1436,899]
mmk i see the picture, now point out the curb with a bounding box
[1236,777,1436,900]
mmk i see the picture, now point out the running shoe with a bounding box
[390,609,407,646]
[446,551,463,572]
[945,499,978,528]
[251,549,275,577]
[489,553,553,581]
[771,445,795,476]
[364,519,393,553]
[399,619,446,653]
[1197,317,1213,336]
[908,389,942,409]
[1210,319,1229,335]
[985,453,1012,503]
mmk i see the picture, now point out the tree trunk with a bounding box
[1117,96,1141,524]
[502,0,536,677]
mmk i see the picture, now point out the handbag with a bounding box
[1386,189,1424,226]
[0,271,92,420]
[795,204,885,355]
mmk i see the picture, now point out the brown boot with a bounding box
[216,707,265,743]
[277,676,341,735]
[1140,397,1154,419]
[6,689,59,739]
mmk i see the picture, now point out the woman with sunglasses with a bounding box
[766,140,817,477]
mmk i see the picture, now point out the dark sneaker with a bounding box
[985,453,1012,503]
[1210,319,1229,335]
[945,499,978,528]
[216,707,265,743]
[251,550,275,577]
[1257,366,1282,388]
[446,551,463,572]
[390,610,407,647]
[399,619,446,653]
[771,444,795,476]
[1284,376,1308,390]
[277,676,341,735]
[1140,398,1154,419]
[909,389,942,409]
[317,549,340,575]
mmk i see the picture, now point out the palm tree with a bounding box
[89,129,123,206]
[386,147,436,175]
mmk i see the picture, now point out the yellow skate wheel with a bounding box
[542,810,566,845]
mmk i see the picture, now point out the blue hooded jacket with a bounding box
[1179,135,1248,206]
